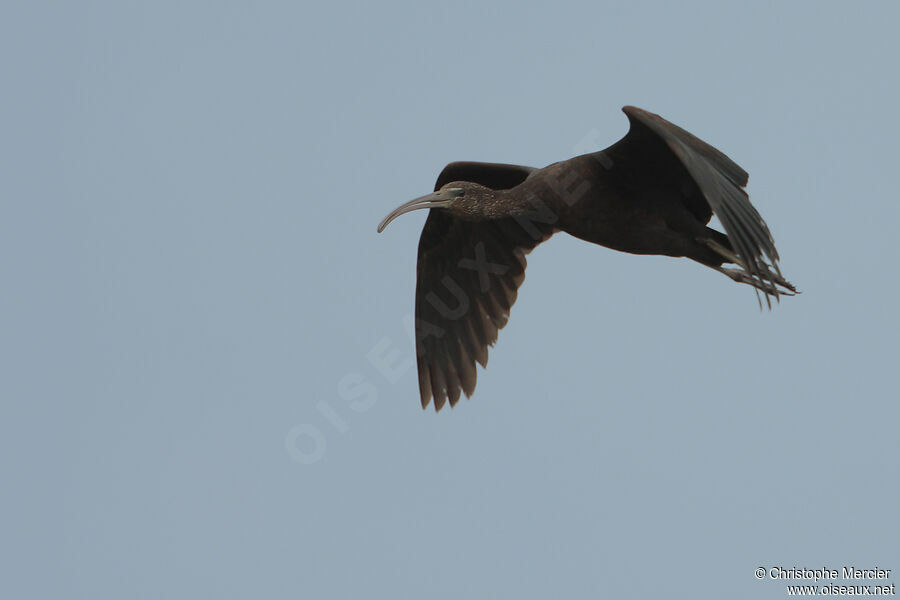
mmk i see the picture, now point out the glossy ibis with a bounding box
[378,106,796,411]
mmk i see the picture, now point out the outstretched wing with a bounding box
[415,162,552,411]
[603,106,784,303]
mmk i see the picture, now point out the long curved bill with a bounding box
[377,188,463,233]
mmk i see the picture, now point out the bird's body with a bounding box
[378,106,796,411]
[459,155,716,261]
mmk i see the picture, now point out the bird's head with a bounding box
[377,182,495,233]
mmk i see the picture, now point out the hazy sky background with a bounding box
[3,1,898,598]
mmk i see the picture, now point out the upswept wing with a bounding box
[605,106,785,304]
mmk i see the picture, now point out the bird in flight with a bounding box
[378,106,796,411]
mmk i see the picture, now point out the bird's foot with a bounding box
[714,266,798,297]
[704,238,799,306]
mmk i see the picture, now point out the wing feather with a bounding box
[609,106,785,302]
[413,162,552,410]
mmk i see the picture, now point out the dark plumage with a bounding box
[378,106,796,411]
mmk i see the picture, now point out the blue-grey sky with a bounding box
[3,1,898,598]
